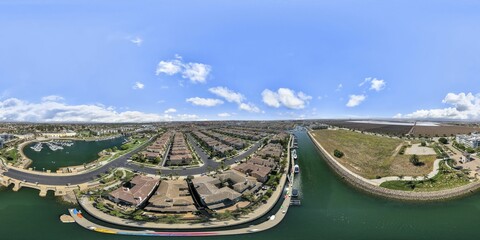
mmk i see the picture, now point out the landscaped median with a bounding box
[308,129,480,201]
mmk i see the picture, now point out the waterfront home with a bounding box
[235,163,272,183]
[145,180,196,213]
[192,176,242,210]
[218,170,261,194]
[108,175,159,208]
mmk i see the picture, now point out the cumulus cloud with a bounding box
[156,59,182,76]
[164,108,176,114]
[239,102,261,113]
[261,88,311,109]
[130,37,143,46]
[132,82,145,90]
[395,92,480,119]
[359,77,386,91]
[186,97,223,107]
[156,55,211,83]
[217,112,231,117]
[207,86,260,113]
[41,95,64,102]
[209,87,245,104]
[346,94,366,107]
[0,98,197,123]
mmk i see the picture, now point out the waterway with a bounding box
[2,129,480,239]
[22,137,126,171]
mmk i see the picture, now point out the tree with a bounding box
[333,149,344,158]
[438,137,448,144]
[410,154,421,166]
[421,141,427,147]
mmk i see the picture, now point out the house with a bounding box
[108,175,159,208]
[235,163,272,183]
[218,170,261,194]
[191,176,242,210]
[145,180,196,213]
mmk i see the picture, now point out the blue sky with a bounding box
[1,0,480,122]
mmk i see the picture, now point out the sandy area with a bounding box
[405,144,436,155]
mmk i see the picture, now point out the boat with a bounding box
[294,164,300,174]
[30,142,43,152]
[292,189,299,198]
[46,142,64,151]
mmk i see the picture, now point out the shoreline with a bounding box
[307,130,480,201]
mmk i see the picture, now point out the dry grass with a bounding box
[313,129,436,179]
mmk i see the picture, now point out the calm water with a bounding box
[2,130,480,240]
[23,137,126,171]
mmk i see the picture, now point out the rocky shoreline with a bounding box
[307,130,480,201]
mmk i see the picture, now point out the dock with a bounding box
[290,200,301,206]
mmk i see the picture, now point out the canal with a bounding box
[22,137,126,171]
[2,129,480,239]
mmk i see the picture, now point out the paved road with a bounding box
[2,136,262,186]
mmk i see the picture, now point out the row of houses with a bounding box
[216,128,268,141]
[191,131,234,157]
[167,132,194,166]
[107,170,262,213]
[202,130,246,150]
[141,131,174,162]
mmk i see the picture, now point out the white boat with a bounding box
[46,142,64,151]
[30,142,43,152]
[294,164,300,174]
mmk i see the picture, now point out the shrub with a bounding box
[438,137,448,144]
[333,149,344,158]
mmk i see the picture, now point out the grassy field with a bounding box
[380,161,472,191]
[312,129,436,179]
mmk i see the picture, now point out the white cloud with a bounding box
[132,82,145,90]
[218,112,231,117]
[41,95,64,102]
[346,94,366,107]
[130,37,143,46]
[181,63,211,83]
[261,88,311,109]
[370,78,386,91]
[239,102,261,113]
[156,55,211,83]
[395,92,480,119]
[209,86,245,104]
[0,98,198,123]
[359,77,386,91]
[186,97,223,107]
[156,59,183,76]
[164,108,176,114]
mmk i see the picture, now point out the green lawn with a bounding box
[313,129,436,179]
[380,161,472,191]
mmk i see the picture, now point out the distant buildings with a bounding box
[41,131,77,138]
[108,175,159,208]
[456,133,480,149]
